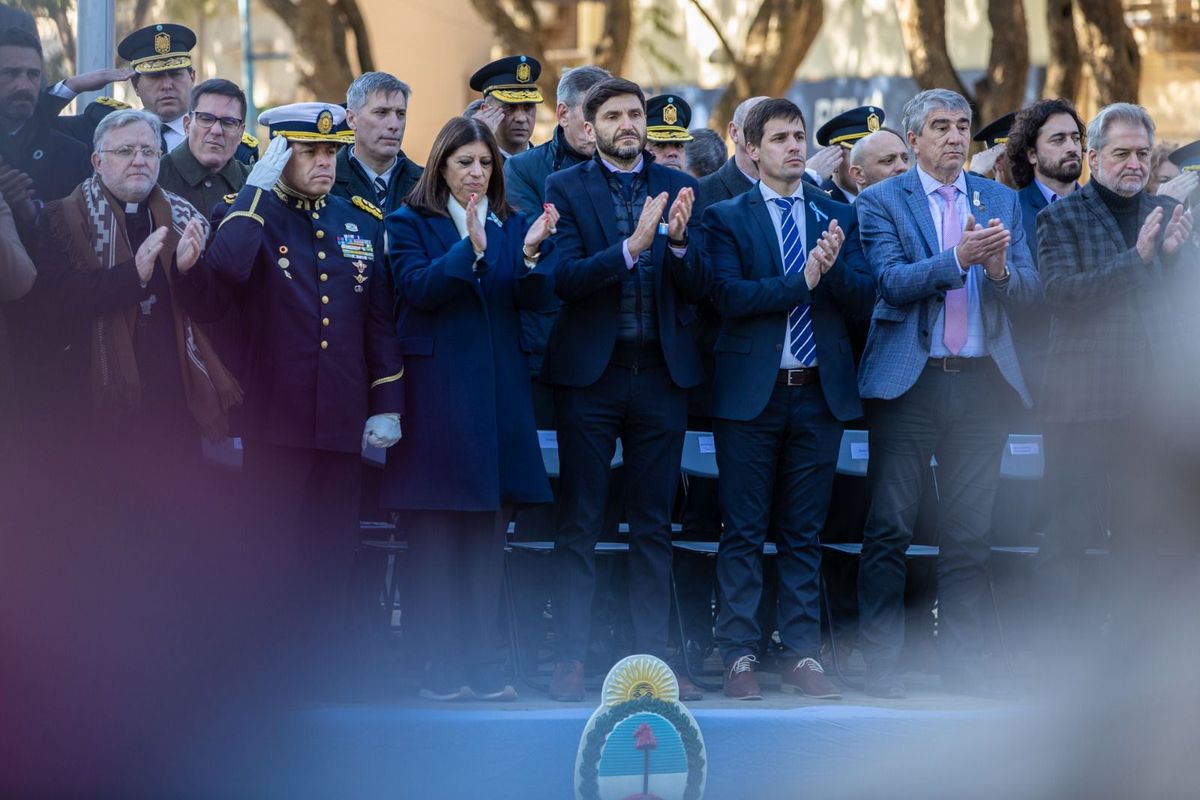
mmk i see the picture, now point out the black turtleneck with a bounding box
[1093,181,1142,248]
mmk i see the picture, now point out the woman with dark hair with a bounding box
[383,116,559,701]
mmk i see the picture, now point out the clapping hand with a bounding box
[955,214,1010,276]
[523,202,559,255]
[175,218,206,274]
[135,226,169,283]
[803,219,844,289]
[465,193,487,253]
[667,187,694,242]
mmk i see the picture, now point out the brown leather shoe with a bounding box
[549,660,585,702]
[723,654,763,700]
[781,657,842,699]
[673,670,704,702]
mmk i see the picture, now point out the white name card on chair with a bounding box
[850,442,869,460]
[538,430,558,449]
[698,434,716,454]
[1009,441,1040,456]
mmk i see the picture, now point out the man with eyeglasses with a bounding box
[13,108,237,462]
[158,78,251,223]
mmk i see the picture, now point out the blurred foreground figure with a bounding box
[1034,104,1197,661]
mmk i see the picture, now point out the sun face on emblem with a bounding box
[663,103,678,126]
[316,110,334,135]
[154,32,171,55]
[602,655,678,705]
[516,62,532,83]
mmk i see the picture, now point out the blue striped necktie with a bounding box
[772,196,816,366]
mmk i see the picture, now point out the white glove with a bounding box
[362,413,402,449]
[246,135,292,190]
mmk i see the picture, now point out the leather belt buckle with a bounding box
[938,356,963,373]
[781,368,815,386]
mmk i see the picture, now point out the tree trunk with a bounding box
[468,0,557,107]
[698,0,825,134]
[894,0,971,99]
[973,0,1029,127]
[1075,0,1140,105]
[260,0,360,102]
[595,0,632,78]
[1044,0,1080,101]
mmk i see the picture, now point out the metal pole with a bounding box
[239,0,257,124]
[75,0,116,110]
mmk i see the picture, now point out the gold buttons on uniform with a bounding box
[316,230,325,239]
[320,273,328,282]
[318,251,326,260]
[320,340,329,350]
[322,317,330,327]
[321,295,329,304]
[312,212,320,220]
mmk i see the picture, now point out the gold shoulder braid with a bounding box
[241,132,259,148]
[352,195,383,220]
[94,96,131,110]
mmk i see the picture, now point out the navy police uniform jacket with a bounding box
[542,153,710,389]
[381,205,556,511]
[178,184,404,453]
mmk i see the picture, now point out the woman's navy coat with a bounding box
[382,205,556,511]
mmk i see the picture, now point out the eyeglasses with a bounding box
[191,112,245,132]
[98,146,162,160]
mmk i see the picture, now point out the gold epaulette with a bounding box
[94,96,131,110]
[352,195,383,220]
[241,132,259,148]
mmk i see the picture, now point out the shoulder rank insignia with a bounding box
[94,96,131,110]
[241,132,259,149]
[224,193,237,204]
[352,195,383,220]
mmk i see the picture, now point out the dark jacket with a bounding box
[504,126,592,376]
[0,116,90,207]
[504,125,590,214]
[332,146,423,215]
[542,153,709,389]
[178,185,404,453]
[696,157,754,217]
[157,141,251,223]
[382,205,556,511]
[1036,182,1186,423]
[704,182,874,422]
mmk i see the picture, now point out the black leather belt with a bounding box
[927,356,988,373]
[777,367,819,386]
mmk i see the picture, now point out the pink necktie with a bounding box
[937,184,967,355]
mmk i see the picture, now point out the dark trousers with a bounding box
[713,381,843,664]
[858,362,1013,673]
[242,441,362,684]
[405,509,509,691]
[552,355,687,662]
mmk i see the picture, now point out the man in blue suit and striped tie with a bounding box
[855,89,1040,698]
[703,98,875,700]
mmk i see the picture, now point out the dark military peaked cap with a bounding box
[646,95,694,143]
[117,23,196,74]
[1168,140,1200,172]
[469,55,544,104]
[973,112,1016,149]
[816,105,884,149]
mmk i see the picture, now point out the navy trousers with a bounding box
[551,349,687,662]
[712,380,842,664]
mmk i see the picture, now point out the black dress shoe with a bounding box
[864,672,906,699]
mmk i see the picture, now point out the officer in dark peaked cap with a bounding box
[645,94,694,172]
[37,22,259,164]
[176,101,404,694]
[1167,140,1200,216]
[969,111,1016,185]
[814,104,884,203]
[469,54,544,159]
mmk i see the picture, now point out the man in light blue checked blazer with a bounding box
[853,89,1040,699]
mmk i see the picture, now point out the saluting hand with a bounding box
[466,193,487,253]
[667,187,694,241]
[175,218,205,274]
[246,135,291,190]
[806,146,842,183]
[473,102,505,135]
[135,226,169,283]
[523,202,559,252]
[803,219,844,290]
